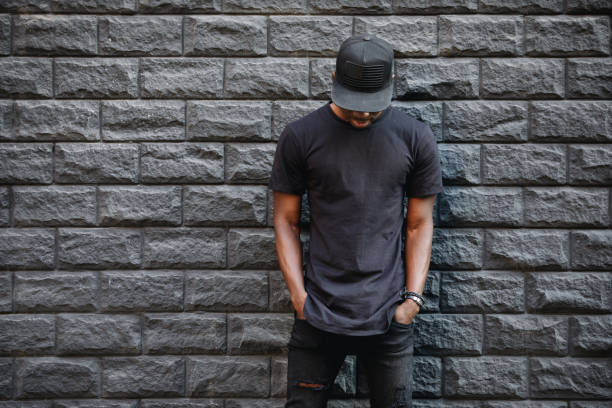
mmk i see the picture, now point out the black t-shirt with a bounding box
[269,102,443,336]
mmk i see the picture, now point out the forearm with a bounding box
[404,216,434,295]
[274,219,306,305]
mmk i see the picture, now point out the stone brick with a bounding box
[414,314,482,355]
[271,100,326,140]
[57,314,140,355]
[0,187,7,227]
[478,0,564,13]
[269,271,292,312]
[228,228,278,269]
[0,58,52,98]
[58,228,141,269]
[102,356,184,397]
[0,357,12,398]
[571,230,612,270]
[141,58,224,98]
[187,101,271,142]
[0,0,50,11]
[0,402,53,408]
[55,58,139,98]
[0,15,8,55]
[438,186,522,227]
[99,16,181,56]
[0,142,53,184]
[228,313,293,354]
[331,355,356,396]
[431,228,483,269]
[184,16,267,57]
[440,15,523,56]
[54,401,137,408]
[13,15,97,55]
[141,400,222,408]
[570,315,612,356]
[567,58,612,98]
[270,355,287,397]
[483,402,567,408]
[483,144,566,185]
[354,16,436,56]
[184,185,267,226]
[485,229,569,270]
[526,272,611,313]
[0,315,54,355]
[524,187,608,227]
[269,16,351,56]
[55,143,138,184]
[225,58,309,99]
[485,315,567,356]
[138,0,221,12]
[143,228,226,269]
[0,228,55,270]
[141,142,224,183]
[101,100,184,141]
[13,186,97,227]
[569,402,612,408]
[444,101,527,142]
[99,270,183,312]
[422,271,441,314]
[15,358,99,398]
[440,271,524,313]
[99,186,182,226]
[525,16,610,57]
[566,0,612,13]
[51,0,138,13]
[226,143,276,184]
[223,0,305,13]
[310,0,392,13]
[530,101,612,142]
[0,100,12,141]
[393,0,478,13]
[187,356,269,397]
[481,58,564,99]
[392,102,444,141]
[13,100,99,142]
[14,271,96,312]
[530,357,611,398]
[144,313,226,354]
[185,270,268,312]
[396,58,479,99]
[0,273,10,312]
[444,357,527,398]
[413,356,442,398]
[438,144,480,185]
[224,401,287,408]
[569,145,612,185]
[309,58,334,99]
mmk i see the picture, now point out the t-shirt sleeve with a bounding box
[405,124,443,197]
[268,125,307,195]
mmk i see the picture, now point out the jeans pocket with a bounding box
[391,316,413,329]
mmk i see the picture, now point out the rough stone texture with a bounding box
[414,314,482,355]
[443,101,527,142]
[0,15,10,56]
[440,271,525,313]
[140,143,224,183]
[228,313,293,354]
[102,356,184,397]
[0,57,52,97]
[14,271,97,312]
[14,358,99,398]
[395,58,479,99]
[524,187,609,227]
[269,16,352,56]
[0,228,55,270]
[479,0,564,13]
[99,16,181,56]
[394,0,478,13]
[526,272,611,313]
[141,58,224,98]
[439,16,523,56]
[187,101,271,142]
[184,185,267,226]
[13,185,97,226]
[271,100,326,140]
[138,0,221,13]
[438,144,480,185]
[354,16,437,57]
[570,315,612,356]
[392,101,443,141]
[13,15,97,55]
[483,144,566,185]
[187,356,270,397]
[530,101,612,142]
[55,58,139,98]
[0,315,55,355]
[184,16,267,57]
[225,143,276,184]
[569,145,612,185]
[143,228,226,269]
[223,0,305,13]
[0,273,11,312]
[225,58,309,99]
[57,314,141,355]
[430,228,483,269]
[101,100,184,141]
[143,313,227,354]
[0,142,53,184]
[566,0,612,13]
[567,58,612,98]
[481,58,565,99]
[485,315,568,355]
[309,58,334,99]
[55,143,139,183]
[13,100,99,141]
[51,0,138,13]
[525,16,610,56]
[530,357,611,398]
[571,230,612,270]
[98,186,182,226]
[228,228,278,269]
[58,228,141,269]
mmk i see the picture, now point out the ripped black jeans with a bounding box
[286,313,414,408]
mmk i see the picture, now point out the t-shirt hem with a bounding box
[406,186,443,198]
[304,315,389,337]
[268,181,305,196]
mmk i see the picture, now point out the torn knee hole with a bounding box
[296,380,327,390]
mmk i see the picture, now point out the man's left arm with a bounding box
[394,194,437,325]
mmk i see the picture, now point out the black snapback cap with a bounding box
[331,34,394,112]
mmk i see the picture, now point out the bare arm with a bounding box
[272,191,308,319]
[394,194,437,324]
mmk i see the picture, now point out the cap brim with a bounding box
[331,77,393,112]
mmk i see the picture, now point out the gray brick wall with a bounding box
[0,0,610,406]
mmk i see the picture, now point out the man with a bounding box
[269,34,443,408]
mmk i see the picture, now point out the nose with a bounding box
[353,111,370,119]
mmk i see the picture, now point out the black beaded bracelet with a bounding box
[400,288,425,307]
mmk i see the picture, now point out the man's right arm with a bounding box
[272,191,308,319]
